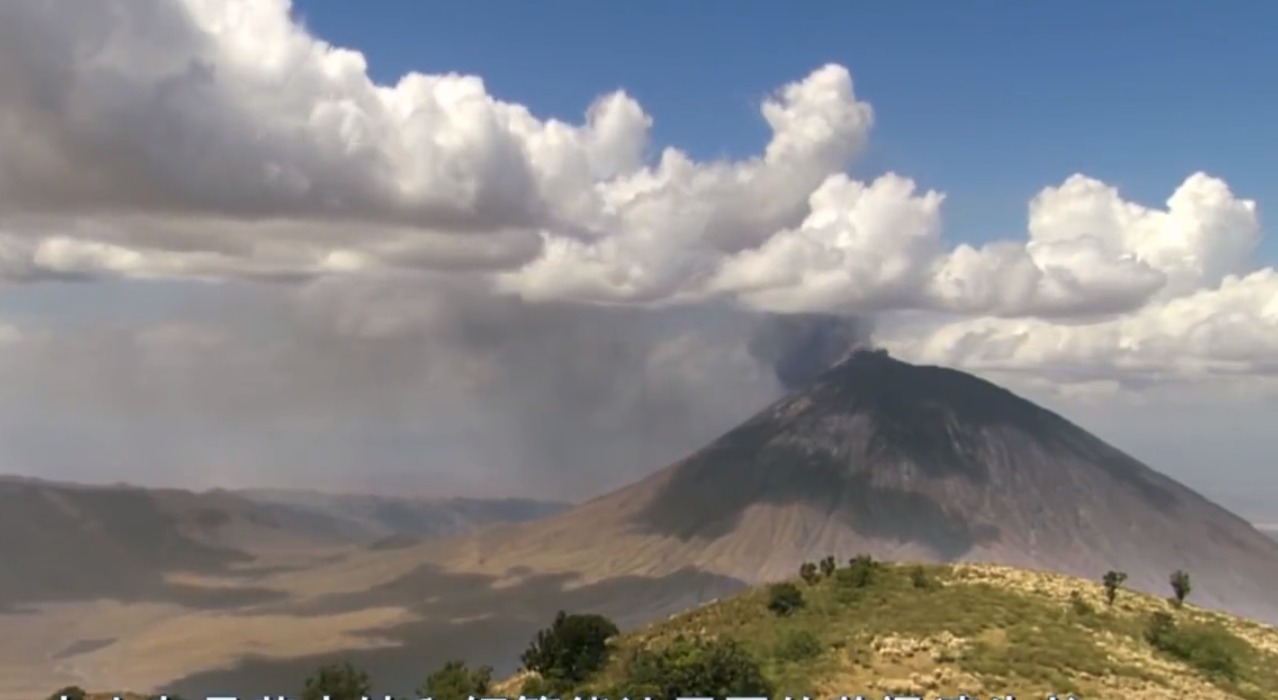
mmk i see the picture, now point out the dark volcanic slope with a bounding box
[442,351,1278,624]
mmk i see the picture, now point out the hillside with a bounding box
[0,476,570,609]
[0,477,570,699]
[425,351,1278,625]
[494,560,1278,700]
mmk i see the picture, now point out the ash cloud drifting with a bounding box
[747,313,877,392]
[0,283,884,499]
[0,281,789,500]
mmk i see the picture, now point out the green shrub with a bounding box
[909,565,934,590]
[818,555,837,578]
[520,610,619,684]
[301,661,371,700]
[767,582,805,616]
[618,635,773,700]
[773,629,823,662]
[836,555,879,589]
[1101,570,1127,606]
[1144,612,1242,681]
[417,659,493,700]
[798,561,820,585]
[1169,570,1192,607]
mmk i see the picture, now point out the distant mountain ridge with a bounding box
[0,475,568,608]
[233,487,570,541]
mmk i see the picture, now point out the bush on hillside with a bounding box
[909,565,935,590]
[1169,569,1192,607]
[614,635,774,700]
[818,555,837,578]
[798,561,820,585]
[520,610,619,684]
[836,554,880,589]
[766,581,805,616]
[772,629,823,663]
[1102,570,1127,606]
[417,659,493,700]
[1144,611,1242,681]
[301,661,371,700]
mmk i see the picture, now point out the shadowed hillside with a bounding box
[0,477,267,609]
[0,477,568,609]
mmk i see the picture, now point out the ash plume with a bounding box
[747,313,877,392]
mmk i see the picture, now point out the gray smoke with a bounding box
[0,279,889,500]
[747,313,877,392]
[0,279,785,500]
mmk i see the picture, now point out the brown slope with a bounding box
[0,476,569,609]
[434,350,1278,624]
[234,488,571,543]
[0,477,269,609]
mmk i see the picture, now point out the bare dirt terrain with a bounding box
[0,480,572,699]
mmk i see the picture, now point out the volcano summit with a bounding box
[439,350,1278,624]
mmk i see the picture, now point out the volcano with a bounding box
[438,350,1278,623]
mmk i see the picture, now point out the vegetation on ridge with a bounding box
[63,559,1278,700]
[489,558,1277,700]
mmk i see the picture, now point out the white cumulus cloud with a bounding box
[0,0,1273,498]
[0,0,1269,334]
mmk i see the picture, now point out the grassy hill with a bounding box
[66,559,1278,700]
[497,560,1278,700]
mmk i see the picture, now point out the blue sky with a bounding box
[4,0,1274,323]
[294,0,1276,258]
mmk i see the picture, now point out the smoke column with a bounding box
[747,313,877,392]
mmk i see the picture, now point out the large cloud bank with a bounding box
[0,0,1273,497]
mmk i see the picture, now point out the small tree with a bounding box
[418,660,493,700]
[837,554,879,589]
[301,661,371,700]
[1102,570,1127,606]
[818,555,837,578]
[766,582,805,616]
[520,610,619,685]
[909,565,934,590]
[1170,570,1192,607]
[798,561,820,585]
